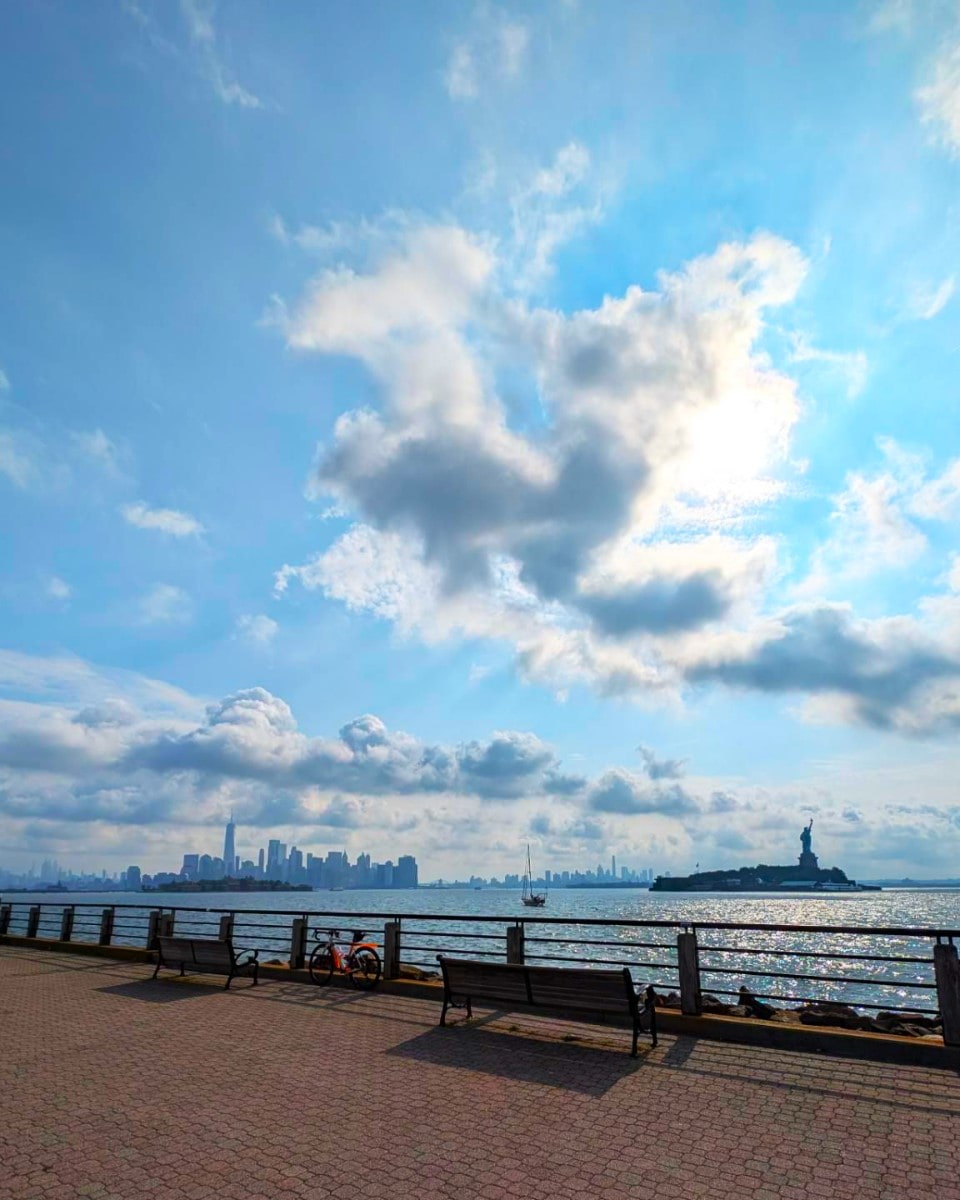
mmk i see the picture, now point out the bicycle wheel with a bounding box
[348,947,381,990]
[308,945,335,986]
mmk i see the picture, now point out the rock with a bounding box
[738,987,776,1020]
[799,1001,860,1019]
[799,1010,863,1031]
[701,993,735,1015]
[398,964,439,981]
[728,1005,750,1018]
[656,991,682,1009]
[769,1009,802,1024]
[875,1011,942,1031]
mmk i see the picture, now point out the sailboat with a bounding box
[521,844,547,907]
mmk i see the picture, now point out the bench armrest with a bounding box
[234,947,260,964]
[635,983,657,1007]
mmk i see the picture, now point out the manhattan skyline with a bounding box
[1,2,959,882]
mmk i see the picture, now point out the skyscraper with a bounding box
[223,815,237,877]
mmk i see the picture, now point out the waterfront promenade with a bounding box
[2,946,959,1200]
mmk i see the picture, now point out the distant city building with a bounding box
[124,865,142,890]
[222,816,237,877]
[395,855,418,888]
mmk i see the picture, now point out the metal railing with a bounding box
[1,899,957,1043]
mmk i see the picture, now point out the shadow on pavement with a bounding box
[98,979,219,1003]
[387,1023,648,1095]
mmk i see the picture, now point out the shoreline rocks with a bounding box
[652,987,943,1039]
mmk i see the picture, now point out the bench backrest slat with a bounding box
[442,958,531,1004]
[158,935,234,967]
[527,965,633,1014]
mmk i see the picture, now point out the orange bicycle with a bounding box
[308,927,381,990]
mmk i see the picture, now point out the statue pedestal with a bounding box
[798,851,819,873]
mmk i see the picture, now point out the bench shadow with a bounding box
[387,1022,648,1096]
[98,979,220,1003]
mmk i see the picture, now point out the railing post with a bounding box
[289,917,307,969]
[160,912,175,938]
[383,920,401,979]
[60,906,75,943]
[26,906,40,939]
[99,907,115,946]
[218,913,235,942]
[146,910,161,950]
[0,904,11,935]
[506,921,525,964]
[677,927,702,1016]
[934,939,960,1047]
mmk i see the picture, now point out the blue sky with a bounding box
[1,0,959,879]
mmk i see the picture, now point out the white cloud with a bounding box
[122,501,204,537]
[235,613,278,644]
[72,428,122,474]
[904,275,955,321]
[868,0,916,34]
[272,215,960,735]
[0,431,35,488]
[443,11,530,101]
[0,367,9,392]
[800,442,928,593]
[274,224,814,698]
[47,577,71,602]
[788,333,868,398]
[917,38,960,154]
[180,0,263,109]
[911,457,960,520]
[498,22,529,78]
[444,43,479,100]
[139,584,193,625]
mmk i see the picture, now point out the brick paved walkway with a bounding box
[2,947,959,1200]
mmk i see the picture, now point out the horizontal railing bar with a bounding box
[399,930,506,940]
[524,952,680,972]
[701,964,936,988]
[415,946,503,958]
[525,936,677,951]
[698,945,933,965]
[701,986,940,1015]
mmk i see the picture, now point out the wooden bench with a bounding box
[153,935,260,989]
[437,956,657,1056]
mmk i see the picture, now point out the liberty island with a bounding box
[650,821,881,892]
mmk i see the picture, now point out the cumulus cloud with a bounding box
[122,502,205,537]
[637,745,686,780]
[275,225,809,692]
[587,770,701,816]
[271,215,960,736]
[687,603,960,734]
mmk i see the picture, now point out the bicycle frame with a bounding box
[326,935,378,972]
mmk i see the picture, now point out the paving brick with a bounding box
[2,945,960,1200]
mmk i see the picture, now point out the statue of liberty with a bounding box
[798,819,818,870]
